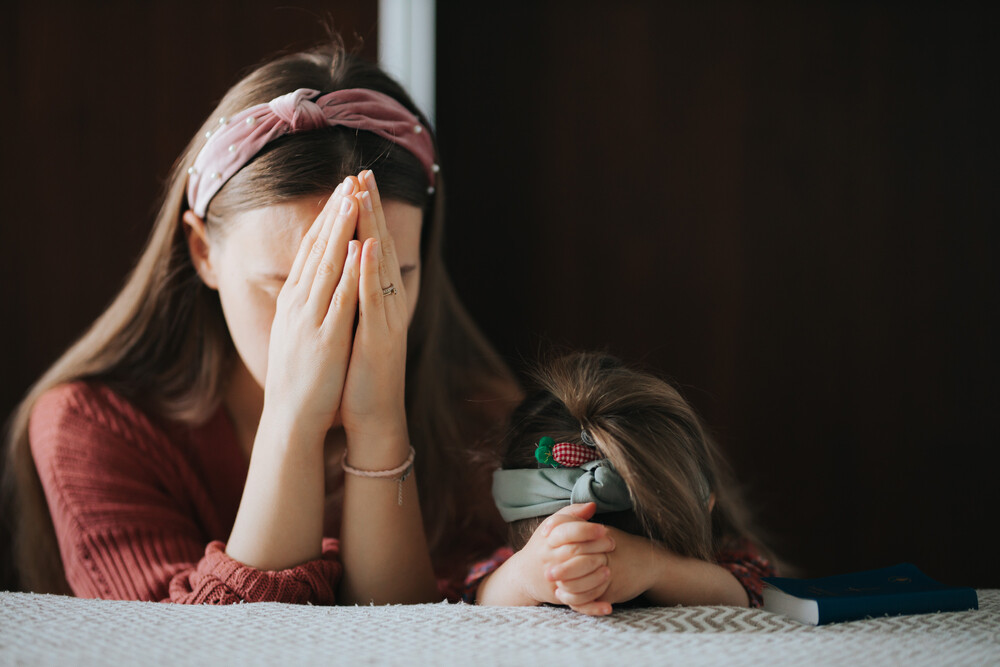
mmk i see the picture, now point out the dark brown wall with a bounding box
[2,2,997,589]
[437,3,998,586]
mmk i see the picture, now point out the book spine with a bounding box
[819,588,979,625]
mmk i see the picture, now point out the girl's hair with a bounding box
[1,36,518,593]
[499,352,769,563]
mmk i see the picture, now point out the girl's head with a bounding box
[3,35,517,593]
[494,352,756,562]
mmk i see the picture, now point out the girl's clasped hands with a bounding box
[511,502,667,617]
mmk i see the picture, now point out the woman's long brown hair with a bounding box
[499,352,772,564]
[1,36,519,593]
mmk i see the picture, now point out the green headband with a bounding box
[492,459,633,522]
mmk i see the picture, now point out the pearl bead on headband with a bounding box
[186,87,439,217]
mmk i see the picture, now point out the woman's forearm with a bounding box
[338,430,438,604]
[225,407,326,570]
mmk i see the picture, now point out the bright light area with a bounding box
[378,0,436,126]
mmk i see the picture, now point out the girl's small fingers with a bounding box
[547,520,609,549]
[569,600,613,617]
[552,535,616,562]
[540,503,597,536]
[357,238,388,329]
[554,566,611,595]
[547,553,611,583]
[554,580,611,607]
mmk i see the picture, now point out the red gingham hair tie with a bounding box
[552,442,602,467]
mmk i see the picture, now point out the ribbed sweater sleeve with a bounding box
[29,382,342,604]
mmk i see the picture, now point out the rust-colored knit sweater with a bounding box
[29,380,347,604]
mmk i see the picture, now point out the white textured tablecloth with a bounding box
[2,590,997,665]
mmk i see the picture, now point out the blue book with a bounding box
[762,563,978,625]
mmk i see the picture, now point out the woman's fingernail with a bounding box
[340,197,351,214]
[342,177,355,194]
[361,191,373,211]
[364,170,376,190]
[347,240,358,259]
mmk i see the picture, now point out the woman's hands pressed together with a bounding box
[226,176,364,570]
[263,177,362,433]
[339,171,411,464]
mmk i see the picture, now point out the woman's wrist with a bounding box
[343,418,411,469]
[258,400,331,449]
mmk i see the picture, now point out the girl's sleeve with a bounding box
[461,546,514,603]
[713,537,776,608]
[29,384,341,604]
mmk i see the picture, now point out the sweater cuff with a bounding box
[168,539,342,604]
[462,546,514,603]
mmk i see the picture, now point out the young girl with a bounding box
[1,35,519,603]
[472,352,777,615]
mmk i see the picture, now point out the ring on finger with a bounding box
[381,283,397,296]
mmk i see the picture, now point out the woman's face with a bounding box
[185,196,423,389]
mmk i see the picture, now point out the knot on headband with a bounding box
[268,89,328,130]
[186,87,437,218]
[492,459,633,522]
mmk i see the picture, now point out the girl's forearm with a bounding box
[225,408,326,570]
[338,431,438,605]
[645,550,749,607]
[475,552,538,606]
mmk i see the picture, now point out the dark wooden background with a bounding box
[3,2,997,588]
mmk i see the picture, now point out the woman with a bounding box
[2,36,519,604]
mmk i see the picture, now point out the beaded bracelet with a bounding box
[341,446,415,506]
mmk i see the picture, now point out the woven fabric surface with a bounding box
[2,590,997,666]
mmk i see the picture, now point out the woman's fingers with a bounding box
[357,238,388,331]
[357,173,405,324]
[361,170,389,240]
[307,190,360,312]
[293,178,356,291]
[288,179,352,287]
[322,240,361,333]
[358,192,404,328]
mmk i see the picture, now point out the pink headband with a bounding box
[186,88,438,217]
